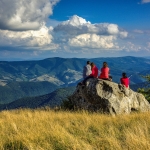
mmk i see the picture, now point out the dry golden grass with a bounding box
[0,108,150,150]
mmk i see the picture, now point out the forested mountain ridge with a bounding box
[0,56,150,85]
[0,87,75,110]
[0,81,58,104]
[0,56,150,104]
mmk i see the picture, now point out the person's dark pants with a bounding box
[101,78,109,80]
[101,76,112,81]
[82,76,94,85]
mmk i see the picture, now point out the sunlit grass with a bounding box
[0,108,150,150]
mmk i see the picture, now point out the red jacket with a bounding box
[99,67,109,79]
[120,77,129,88]
[90,66,98,78]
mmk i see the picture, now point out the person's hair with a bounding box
[103,62,108,68]
[87,61,91,65]
[91,62,95,69]
[122,72,127,78]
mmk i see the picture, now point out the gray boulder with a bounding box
[69,78,150,115]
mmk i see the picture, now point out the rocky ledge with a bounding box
[69,78,150,115]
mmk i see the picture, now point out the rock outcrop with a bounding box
[69,78,150,115]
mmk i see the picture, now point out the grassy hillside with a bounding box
[0,109,150,150]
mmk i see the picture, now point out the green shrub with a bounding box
[138,75,150,102]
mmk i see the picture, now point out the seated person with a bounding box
[90,62,98,78]
[82,62,98,85]
[99,62,111,80]
[83,61,92,79]
[120,72,129,88]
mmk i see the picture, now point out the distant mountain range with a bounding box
[0,56,150,104]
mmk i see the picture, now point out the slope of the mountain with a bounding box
[0,86,75,110]
[130,82,150,91]
[0,81,58,104]
[139,69,150,76]
[0,56,150,85]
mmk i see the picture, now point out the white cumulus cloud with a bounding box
[0,0,59,31]
[54,15,128,38]
[0,25,59,50]
[1,14,148,56]
[53,15,128,50]
[68,34,117,49]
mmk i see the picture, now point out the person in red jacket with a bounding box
[99,62,110,80]
[81,62,98,85]
[90,62,98,78]
[120,72,129,88]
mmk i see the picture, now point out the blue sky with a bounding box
[51,0,150,29]
[0,0,150,60]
